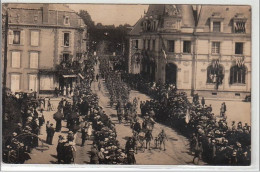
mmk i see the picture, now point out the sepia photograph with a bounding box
[1,2,256,169]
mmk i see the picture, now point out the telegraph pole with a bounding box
[3,10,8,91]
[3,9,8,116]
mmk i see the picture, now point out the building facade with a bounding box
[5,4,87,95]
[128,5,251,99]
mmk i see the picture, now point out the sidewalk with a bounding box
[25,98,91,164]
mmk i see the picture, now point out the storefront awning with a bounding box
[62,75,77,78]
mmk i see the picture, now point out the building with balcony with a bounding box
[128,5,251,99]
[5,4,87,96]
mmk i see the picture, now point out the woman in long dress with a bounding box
[87,123,93,140]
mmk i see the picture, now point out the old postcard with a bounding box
[1,2,256,170]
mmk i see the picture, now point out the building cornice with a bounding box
[8,23,85,31]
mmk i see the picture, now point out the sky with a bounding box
[68,4,149,26]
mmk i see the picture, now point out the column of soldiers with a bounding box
[54,56,133,164]
[123,73,251,165]
[99,57,130,106]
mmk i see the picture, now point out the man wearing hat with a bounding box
[47,123,55,145]
[81,125,87,146]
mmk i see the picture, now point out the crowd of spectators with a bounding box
[123,73,251,165]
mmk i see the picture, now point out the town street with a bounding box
[25,62,250,165]
[92,62,203,165]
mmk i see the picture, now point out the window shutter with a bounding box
[20,30,25,45]
[8,30,14,44]
[62,32,64,46]
[12,51,21,68]
[30,52,39,68]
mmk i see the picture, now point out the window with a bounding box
[152,40,155,50]
[30,52,39,68]
[168,40,175,52]
[64,33,70,46]
[230,66,246,84]
[63,53,70,62]
[207,64,224,84]
[76,53,82,61]
[30,31,39,46]
[11,51,21,68]
[9,30,24,45]
[147,40,150,50]
[13,31,21,44]
[34,15,38,22]
[29,74,37,91]
[40,75,54,90]
[235,42,243,54]
[10,74,20,92]
[143,40,146,49]
[135,40,139,49]
[213,22,221,32]
[234,21,246,33]
[64,16,70,25]
[212,42,220,54]
[183,41,191,53]
[153,21,156,30]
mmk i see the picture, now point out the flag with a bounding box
[236,57,245,68]
[162,49,167,62]
[160,34,168,63]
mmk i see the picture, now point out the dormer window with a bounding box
[210,13,224,32]
[64,16,70,25]
[213,22,221,32]
[234,21,246,33]
[233,14,247,33]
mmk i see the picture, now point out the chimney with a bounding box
[42,4,49,24]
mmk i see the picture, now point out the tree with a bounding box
[78,10,95,29]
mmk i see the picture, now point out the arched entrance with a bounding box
[165,63,177,85]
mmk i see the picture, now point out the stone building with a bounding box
[128,5,251,99]
[5,4,87,95]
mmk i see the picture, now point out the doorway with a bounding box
[165,63,177,85]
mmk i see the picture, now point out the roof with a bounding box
[146,4,165,16]
[129,4,195,35]
[7,3,75,13]
[129,17,144,36]
[197,5,251,31]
